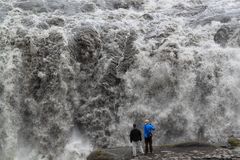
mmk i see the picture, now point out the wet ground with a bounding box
[130,146,240,160]
[89,143,240,160]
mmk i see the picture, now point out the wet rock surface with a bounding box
[228,137,240,148]
[89,146,240,160]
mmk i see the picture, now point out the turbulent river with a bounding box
[1,0,240,159]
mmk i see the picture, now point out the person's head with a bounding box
[133,124,136,128]
[144,119,149,124]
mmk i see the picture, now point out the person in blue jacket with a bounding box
[144,119,155,154]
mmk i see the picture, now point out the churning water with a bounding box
[1,0,240,159]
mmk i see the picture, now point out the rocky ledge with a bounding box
[87,142,240,160]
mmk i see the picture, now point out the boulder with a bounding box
[87,149,119,160]
[87,147,132,160]
[228,137,240,148]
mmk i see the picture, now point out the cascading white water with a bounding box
[1,0,240,159]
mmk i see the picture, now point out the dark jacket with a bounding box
[130,128,142,142]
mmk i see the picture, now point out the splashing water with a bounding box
[58,128,92,160]
[1,0,240,159]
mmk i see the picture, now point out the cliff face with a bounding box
[1,0,240,159]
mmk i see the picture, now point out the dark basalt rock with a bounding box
[87,148,132,160]
[87,149,118,160]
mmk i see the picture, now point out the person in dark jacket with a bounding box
[144,119,155,154]
[130,124,144,157]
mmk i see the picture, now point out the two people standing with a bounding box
[130,120,155,157]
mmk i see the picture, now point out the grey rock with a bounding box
[88,147,132,160]
[87,149,119,160]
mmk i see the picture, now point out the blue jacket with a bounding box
[144,123,155,138]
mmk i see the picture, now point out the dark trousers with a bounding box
[144,136,152,153]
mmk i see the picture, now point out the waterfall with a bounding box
[0,0,240,159]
